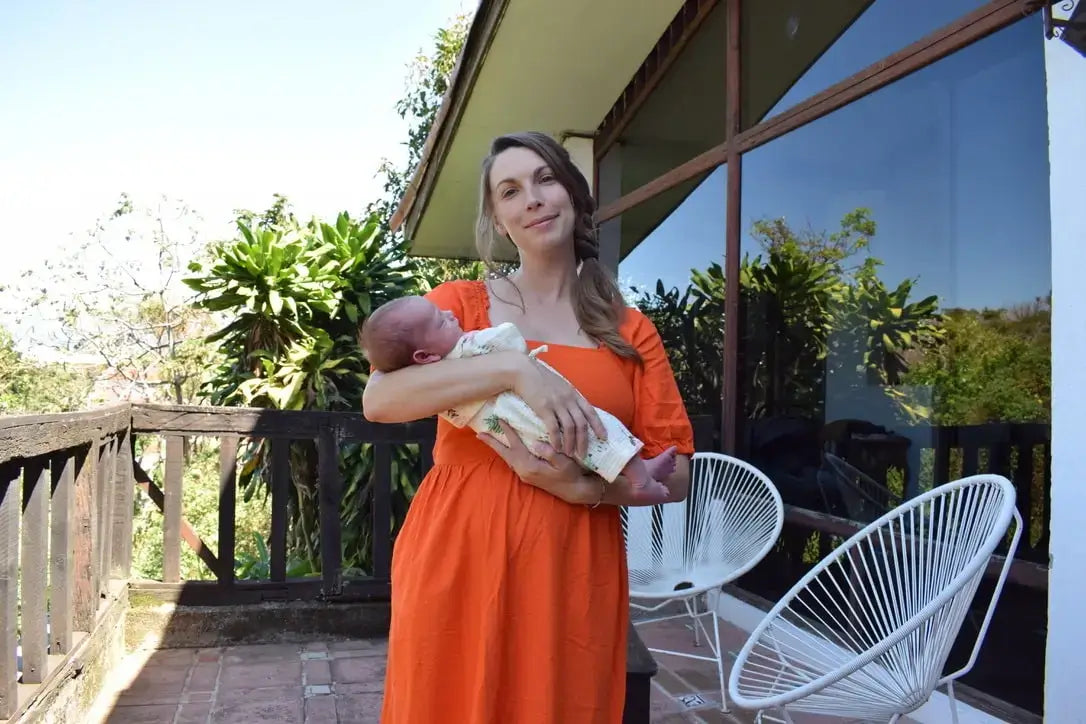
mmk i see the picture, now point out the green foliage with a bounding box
[632,206,1049,435]
[632,209,945,427]
[186,211,420,410]
[903,300,1051,424]
[0,327,96,414]
[3,193,219,405]
[177,13,483,580]
[366,13,505,284]
[130,440,271,581]
[184,208,427,575]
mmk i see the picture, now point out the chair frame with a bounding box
[624,452,784,712]
[727,474,1023,723]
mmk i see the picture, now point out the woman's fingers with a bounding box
[554,406,578,458]
[565,406,589,460]
[578,397,607,442]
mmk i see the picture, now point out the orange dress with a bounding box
[380,280,695,724]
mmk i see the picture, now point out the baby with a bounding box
[359,295,675,499]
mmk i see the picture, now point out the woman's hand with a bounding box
[511,358,607,459]
[477,421,602,505]
[478,421,675,508]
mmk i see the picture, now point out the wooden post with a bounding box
[163,435,185,583]
[111,429,135,579]
[270,438,290,582]
[373,443,392,581]
[20,458,49,684]
[0,463,19,718]
[73,442,98,630]
[97,436,117,595]
[218,436,238,585]
[50,453,76,654]
[318,427,343,596]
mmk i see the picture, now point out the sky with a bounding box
[0,0,470,352]
[620,1,1053,314]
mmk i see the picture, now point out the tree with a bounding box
[367,13,512,283]
[5,194,218,405]
[631,209,944,428]
[185,207,428,574]
[0,326,95,414]
[903,297,1050,425]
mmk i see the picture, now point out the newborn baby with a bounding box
[359,295,675,499]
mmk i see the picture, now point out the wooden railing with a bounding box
[0,405,133,719]
[0,403,1054,720]
[128,404,436,604]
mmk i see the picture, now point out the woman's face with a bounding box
[488,146,576,259]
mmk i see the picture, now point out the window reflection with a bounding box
[738,17,1050,550]
[619,167,726,447]
[743,0,987,127]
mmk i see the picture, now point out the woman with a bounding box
[363,131,695,723]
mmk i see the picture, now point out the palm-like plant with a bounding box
[185,210,427,577]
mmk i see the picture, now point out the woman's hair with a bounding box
[475,131,639,362]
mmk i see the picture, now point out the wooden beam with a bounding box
[49,452,76,654]
[132,403,437,443]
[735,0,1029,154]
[721,0,741,455]
[595,0,721,161]
[20,459,49,684]
[596,0,1032,226]
[0,404,130,465]
[162,435,184,583]
[597,143,727,223]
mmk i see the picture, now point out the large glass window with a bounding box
[742,0,988,127]
[615,166,726,448]
[608,2,726,197]
[737,19,1049,712]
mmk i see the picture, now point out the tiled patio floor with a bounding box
[86,613,898,723]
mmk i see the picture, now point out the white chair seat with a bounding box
[728,474,1023,723]
[624,452,784,712]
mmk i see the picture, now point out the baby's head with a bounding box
[358,295,464,372]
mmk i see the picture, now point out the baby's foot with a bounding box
[644,446,677,482]
[628,479,671,505]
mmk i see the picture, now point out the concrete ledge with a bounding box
[10,583,128,724]
[125,590,392,649]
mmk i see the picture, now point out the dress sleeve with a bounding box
[424,281,469,323]
[626,309,696,458]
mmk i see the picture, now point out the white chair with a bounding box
[728,474,1023,724]
[623,452,784,711]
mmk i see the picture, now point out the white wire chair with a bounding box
[728,474,1023,723]
[622,452,784,711]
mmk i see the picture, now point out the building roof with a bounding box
[390,0,685,260]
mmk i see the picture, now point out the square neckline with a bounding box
[477,279,604,352]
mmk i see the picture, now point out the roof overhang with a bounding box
[391,0,686,260]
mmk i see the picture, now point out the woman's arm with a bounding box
[362,351,526,423]
[364,352,607,455]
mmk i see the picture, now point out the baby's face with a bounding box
[401,297,464,361]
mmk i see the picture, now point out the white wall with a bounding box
[1043,24,1086,724]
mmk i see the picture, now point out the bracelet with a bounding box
[588,479,606,509]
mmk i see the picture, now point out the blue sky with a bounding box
[620,5,1053,313]
[0,0,469,301]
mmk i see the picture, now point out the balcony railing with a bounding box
[0,403,1052,721]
